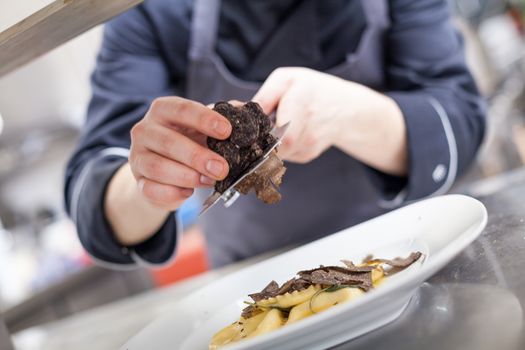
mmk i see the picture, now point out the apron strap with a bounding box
[189,0,221,60]
[360,0,389,27]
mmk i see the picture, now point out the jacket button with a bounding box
[432,164,447,182]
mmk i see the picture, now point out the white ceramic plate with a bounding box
[122,194,487,350]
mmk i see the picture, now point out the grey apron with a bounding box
[186,0,391,267]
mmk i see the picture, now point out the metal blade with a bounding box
[199,191,221,216]
[199,121,290,216]
[270,121,290,141]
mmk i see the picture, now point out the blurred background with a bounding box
[0,0,524,345]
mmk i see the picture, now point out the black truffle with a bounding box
[207,101,285,202]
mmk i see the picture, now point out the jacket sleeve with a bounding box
[374,0,486,207]
[64,5,183,267]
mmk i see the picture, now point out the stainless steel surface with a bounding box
[332,167,525,350]
[199,121,290,215]
[4,266,154,334]
[332,283,523,350]
[12,250,284,350]
[12,168,525,350]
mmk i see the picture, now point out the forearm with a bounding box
[334,86,408,176]
[104,162,171,246]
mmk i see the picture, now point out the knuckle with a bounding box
[198,114,213,133]
[173,98,190,115]
[150,97,166,112]
[180,170,199,187]
[273,67,284,75]
[141,183,157,201]
[228,99,242,106]
[305,133,318,148]
[130,122,144,140]
[129,144,139,162]
[283,136,294,148]
[131,154,144,172]
[188,146,204,169]
[147,159,164,178]
[300,67,312,75]
[159,133,175,154]
[269,67,284,80]
[171,96,184,105]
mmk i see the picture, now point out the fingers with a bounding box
[149,97,232,140]
[228,99,243,107]
[207,100,244,109]
[128,96,234,211]
[137,177,194,210]
[252,68,296,114]
[284,147,321,164]
[279,142,321,164]
[135,151,215,188]
[283,123,328,164]
[273,91,307,158]
[133,122,229,180]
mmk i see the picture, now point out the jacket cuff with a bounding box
[364,165,407,205]
[383,92,458,206]
[70,148,178,268]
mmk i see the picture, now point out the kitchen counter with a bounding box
[333,167,525,349]
[11,167,525,350]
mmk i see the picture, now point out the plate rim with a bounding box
[221,195,487,349]
[123,194,488,349]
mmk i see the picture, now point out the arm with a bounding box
[253,68,407,175]
[65,5,230,265]
[108,96,231,246]
[253,0,485,202]
[382,0,486,200]
[64,6,177,265]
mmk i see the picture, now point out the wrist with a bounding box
[333,84,408,176]
[105,163,171,246]
[332,82,378,148]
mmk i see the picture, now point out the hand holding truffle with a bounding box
[253,67,408,176]
[128,97,233,210]
[104,97,235,246]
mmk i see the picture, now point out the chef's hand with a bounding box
[105,97,231,245]
[129,97,231,208]
[253,67,408,176]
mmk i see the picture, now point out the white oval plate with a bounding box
[122,194,487,350]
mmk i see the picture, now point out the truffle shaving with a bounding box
[249,251,423,303]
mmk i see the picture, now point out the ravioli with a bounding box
[247,309,285,338]
[209,252,422,349]
[256,284,321,308]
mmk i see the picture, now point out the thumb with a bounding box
[252,68,295,114]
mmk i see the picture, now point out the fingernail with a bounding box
[206,159,224,178]
[200,175,216,186]
[181,188,194,197]
[213,119,230,136]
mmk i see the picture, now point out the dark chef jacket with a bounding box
[64,0,486,268]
